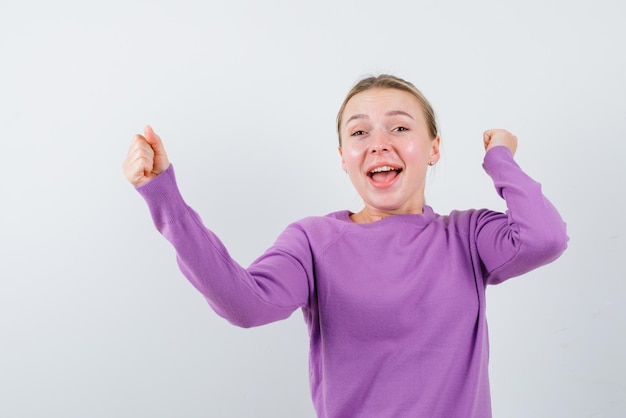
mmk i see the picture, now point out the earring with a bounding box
[428,161,435,166]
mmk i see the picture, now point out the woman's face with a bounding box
[339,88,440,217]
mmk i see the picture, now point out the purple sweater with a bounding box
[137,146,568,417]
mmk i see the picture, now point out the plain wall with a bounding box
[1,0,624,417]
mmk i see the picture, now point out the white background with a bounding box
[1,0,624,417]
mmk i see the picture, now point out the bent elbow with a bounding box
[553,230,569,257]
[207,298,293,329]
[209,304,265,329]
[529,223,569,264]
[226,314,266,329]
[546,221,569,258]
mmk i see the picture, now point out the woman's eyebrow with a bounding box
[385,110,413,119]
[345,114,368,125]
[345,110,413,125]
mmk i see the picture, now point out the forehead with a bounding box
[344,88,424,117]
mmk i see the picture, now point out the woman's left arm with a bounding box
[475,129,568,284]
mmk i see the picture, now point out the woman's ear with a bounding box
[338,146,347,172]
[430,136,441,164]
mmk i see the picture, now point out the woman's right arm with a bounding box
[123,127,311,327]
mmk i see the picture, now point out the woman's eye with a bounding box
[394,126,408,132]
[351,130,366,136]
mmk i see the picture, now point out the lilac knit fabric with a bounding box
[137,146,568,417]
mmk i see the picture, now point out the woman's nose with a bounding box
[369,132,391,153]
[370,143,389,153]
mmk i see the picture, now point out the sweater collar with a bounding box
[334,206,436,228]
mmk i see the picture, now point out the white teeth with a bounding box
[370,165,395,174]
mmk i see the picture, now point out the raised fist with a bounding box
[483,129,518,156]
[123,126,170,187]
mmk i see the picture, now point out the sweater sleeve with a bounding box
[475,146,568,285]
[136,165,312,328]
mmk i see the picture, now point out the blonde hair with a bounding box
[336,74,438,145]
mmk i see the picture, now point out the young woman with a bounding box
[123,74,568,417]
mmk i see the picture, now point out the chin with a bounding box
[364,198,404,213]
[363,191,422,214]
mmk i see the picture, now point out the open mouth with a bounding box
[368,165,403,182]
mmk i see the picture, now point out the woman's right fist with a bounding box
[123,125,170,187]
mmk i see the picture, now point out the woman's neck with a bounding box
[350,205,424,224]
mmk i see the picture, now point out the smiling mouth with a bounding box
[368,166,403,182]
